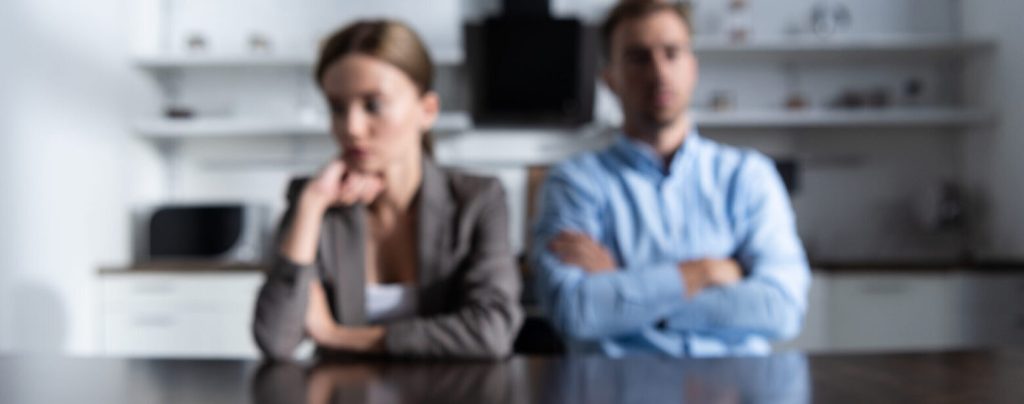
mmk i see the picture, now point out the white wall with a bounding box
[962,1,1024,260]
[0,0,154,354]
[0,0,1009,356]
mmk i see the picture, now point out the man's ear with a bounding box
[601,67,618,96]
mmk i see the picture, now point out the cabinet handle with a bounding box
[132,315,176,327]
[132,283,175,295]
[859,282,909,295]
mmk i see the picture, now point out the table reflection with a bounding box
[252,360,525,404]
[534,353,809,404]
[251,353,808,404]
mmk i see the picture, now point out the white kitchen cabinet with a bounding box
[960,272,1024,346]
[776,271,830,352]
[825,271,970,352]
[100,271,264,358]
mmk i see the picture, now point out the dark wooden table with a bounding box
[2,350,1022,403]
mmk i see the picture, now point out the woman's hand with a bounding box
[305,281,340,344]
[301,159,385,213]
[281,159,382,266]
[305,281,385,353]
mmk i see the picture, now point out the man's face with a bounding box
[604,10,697,128]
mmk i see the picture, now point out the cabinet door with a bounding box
[775,271,830,352]
[961,273,1024,346]
[827,272,967,352]
[101,272,264,358]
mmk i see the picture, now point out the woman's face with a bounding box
[320,54,438,173]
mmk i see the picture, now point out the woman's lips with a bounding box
[343,147,369,160]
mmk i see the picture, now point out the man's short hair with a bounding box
[600,0,693,61]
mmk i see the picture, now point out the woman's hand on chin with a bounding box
[302,159,385,211]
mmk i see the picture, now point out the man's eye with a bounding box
[626,52,649,64]
[665,47,679,60]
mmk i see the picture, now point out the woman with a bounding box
[253,20,522,360]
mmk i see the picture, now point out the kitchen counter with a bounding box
[98,261,266,274]
[811,259,1024,272]
[2,350,1023,403]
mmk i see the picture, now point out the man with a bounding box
[530,0,810,357]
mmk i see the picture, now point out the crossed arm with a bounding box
[532,157,810,342]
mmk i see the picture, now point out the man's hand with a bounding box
[678,259,743,298]
[549,231,617,273]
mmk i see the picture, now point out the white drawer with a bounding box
[827,272,966,352]
[103,310,222,357]
[99,272,265,358]
[101,272,264,303]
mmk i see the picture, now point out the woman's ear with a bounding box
[419,91,440,131]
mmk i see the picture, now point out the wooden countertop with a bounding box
[98,261,266,274]
[2,350,1023,403]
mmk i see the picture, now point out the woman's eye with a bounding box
[365,98,382,114]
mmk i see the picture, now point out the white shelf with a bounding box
[694,108,991,129]
[693,35,994,58]
[135,54,313,69]
[134,47,464,70]
[135,112,472,139]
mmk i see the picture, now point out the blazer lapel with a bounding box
[328,205,367,325]
[417,159,454,311]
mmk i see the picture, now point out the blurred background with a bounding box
[0,0,1021,358]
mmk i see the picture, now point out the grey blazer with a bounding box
[253,159,523,360]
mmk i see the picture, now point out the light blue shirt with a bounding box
[530,130,811,357]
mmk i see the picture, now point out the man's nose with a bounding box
[650,52,674,83]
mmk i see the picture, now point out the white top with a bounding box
[365,283,418,323]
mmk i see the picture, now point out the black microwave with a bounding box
[135,203,268,264]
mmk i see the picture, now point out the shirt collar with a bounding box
[611,127,701,180]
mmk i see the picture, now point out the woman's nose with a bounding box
[335,106,369,140]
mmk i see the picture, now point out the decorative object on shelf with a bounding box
[186,33,208,53]
[830,86,891,110]
[709,90,736,111]
[728,0,748,9]
[831,89,867,109]
[783,63,808,110]
[903,77,926,106]
[810,1,852,38]
[725,0,751,43]
[867,87,891,108]
[248,33,272,53]
[915,181,965,232]
[164,106,195,119]
[785,93,809,110]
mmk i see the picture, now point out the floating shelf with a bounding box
[134,47,464,70]
[693,35,994,59]
[694,108,992,129]
[135,112,473,139]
